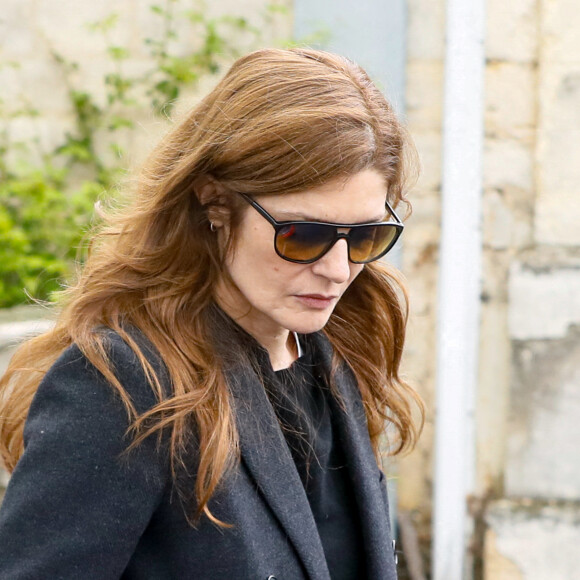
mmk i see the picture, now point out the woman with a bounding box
[0,48,423,579]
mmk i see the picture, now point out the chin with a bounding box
[286,312,333,335]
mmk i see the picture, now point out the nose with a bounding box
[310,238,351,284]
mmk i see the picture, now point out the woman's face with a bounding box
[216,169,389,343]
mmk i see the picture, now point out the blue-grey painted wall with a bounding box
[293,0,407,113]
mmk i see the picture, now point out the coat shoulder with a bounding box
[43,326,170,416]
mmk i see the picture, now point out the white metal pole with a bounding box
[432,0,486,578]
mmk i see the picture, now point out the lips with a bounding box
[294,294,339,310]
[298,294,338,300]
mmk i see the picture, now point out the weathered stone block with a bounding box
[476,252,511,494]
[0,0,40,58]
[485,500,580,580]
[483,187,533,249]
[35,0,132,58]
[409,131,443,193]
[485,62,536,139]
[484,529,524,580]
[486,0,538,62]
[399,307,436,510]
[0,64,25,114]
[406,61,444,130]
[407,0,445,60]
[484,139,533,191]
[7,117,70,165]
[483,190,516,250]
[506,322,580,498]
[0,57,71,116]
[541,0,580,64]
[535,190,580,246]
[535,64,580,245]
[508,262,580,340]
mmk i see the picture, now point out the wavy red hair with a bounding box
[0,48,424,524]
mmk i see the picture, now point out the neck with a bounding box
[214,286,298,371]
[269,332,298,371]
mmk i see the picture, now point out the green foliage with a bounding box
[0,150,99,306]
[0,0,287,308]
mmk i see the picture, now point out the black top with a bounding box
[269,342,367,580]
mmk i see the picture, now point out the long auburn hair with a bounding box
[0,48,423,524]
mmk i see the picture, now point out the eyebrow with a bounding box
[273,208,388,224]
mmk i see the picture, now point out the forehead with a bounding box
[257,169,388,223]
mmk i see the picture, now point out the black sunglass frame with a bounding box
[237,192,404,264]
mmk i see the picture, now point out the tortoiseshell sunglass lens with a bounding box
[348,224,400,263]
[275,223,335,262]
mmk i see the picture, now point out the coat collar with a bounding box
[307,332,398,578]
[226,329,396,580]
[226,342,330,580]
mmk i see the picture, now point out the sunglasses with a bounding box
[237,192,404,264]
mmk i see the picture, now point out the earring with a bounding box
[210,222,217,232]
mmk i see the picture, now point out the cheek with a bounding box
[349,264,365,283]
[226,225,288,291]
[228,221,271,265]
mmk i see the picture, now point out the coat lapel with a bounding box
[308,332,398,579]
[226,357,331,580]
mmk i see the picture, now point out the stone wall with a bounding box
[398,0,445,513]
[401,0,580,576]
[482,0,580,576]
[398,0,445,558]
[0,0,292,167]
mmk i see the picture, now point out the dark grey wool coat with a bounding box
[0,329,398,579]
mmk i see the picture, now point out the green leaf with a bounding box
[107,46,130,61]
[185,10,204,23]
[266,2,290,14]
[108,116,135,131]
[88,13,120,33]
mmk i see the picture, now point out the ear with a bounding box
[193,174,230,229]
